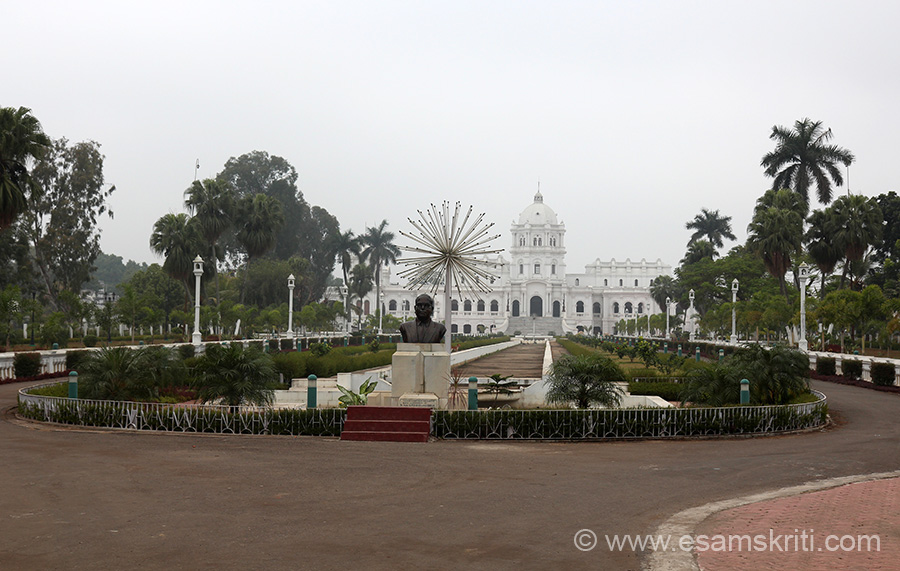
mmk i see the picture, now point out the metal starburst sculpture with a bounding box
[398,201,504,350]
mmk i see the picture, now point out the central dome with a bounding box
[517,191,559,226]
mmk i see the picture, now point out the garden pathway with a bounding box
[452,340,566,378]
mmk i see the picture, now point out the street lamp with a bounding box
[730,278,739,344]
[192,255,203,346]
[688,289,695,341]
[287,274,295,339]
[798,263,809,351]
[378,292,384,336]
[339,285,349,332]
[665,296,671,339]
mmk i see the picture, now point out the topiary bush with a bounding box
[14,352,42,378]
[83,334,98,348]
[816,357,836,376]
[871,363,896,386]
[842,359,862,380]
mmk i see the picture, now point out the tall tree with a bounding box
[805,209,842,298]
[684,208,735,253]
[746,189,805,301]
[649,275,678,313]
[150,212,204,301]
[0,106,51,229]
[334,229,361,321]
[23,138,115,306]
[831,194,883,290]
[348,263,373,330]
[184,178,235,305]
[760,118,855,206]
[361,220,401,329]
[235,194,284,303]
[680,239,716,266]
[295,205,340,305]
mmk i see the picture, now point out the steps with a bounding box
[505,316,563,336]
[340,406,432,442]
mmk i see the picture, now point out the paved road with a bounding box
[2,379,899,570]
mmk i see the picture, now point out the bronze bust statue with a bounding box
[399,294,447,343]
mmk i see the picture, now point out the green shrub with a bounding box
[310,342,331,356]
[177,344,195,360]
[628,381,682,401]
[871,363,896,386]
[816,357,836,376]
[26,382,68,397]
[14,352,42,378]
[65,350,92,372]
[842,359,862,380]
[83,334,99,348]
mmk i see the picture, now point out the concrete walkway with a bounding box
[451,341,552,378]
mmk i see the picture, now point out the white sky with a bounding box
[5,1,899,275]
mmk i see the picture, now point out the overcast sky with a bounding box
[6,1,899,277]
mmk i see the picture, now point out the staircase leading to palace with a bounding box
[505,316,563,336]
[340,406,431,443]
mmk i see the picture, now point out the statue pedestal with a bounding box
[391,343,450,408]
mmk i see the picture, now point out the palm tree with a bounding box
[361,220,401,332]
[685,208,736,253]
[546,353,625,409]
[79,347,155,401]
[348,263,373,331]
[194,343,275,408]
[746,189,805,301]
[184,178,235,305]
[649,275,677,313]
[236,194,284,302]
[150,213,203,302]
[0,106,51,229]
[760,118,855,206]
[805,209,842,298]
[680,239,716,266]
[831,194,883,266]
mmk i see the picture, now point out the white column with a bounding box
[192,255,204,346]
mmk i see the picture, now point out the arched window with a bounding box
[490,300,499,312]
[634,279,639,287]
[512,300,520,317]
[625,302,633,313]
[451,300,459,311]
[576,301,585,313]
[613,302,620,313]
[402,300,410,311]
[364,300,370,315]
[538,237,542,246]
[388,300,397,311]
[463,324,472,334]
[477,300,485,312]
[604,279,608,286]
[519,263,524,275]
[451,324,459,333]
[575,278,580,286]
[519,236,525,246]
[593,302,601,314]
[534,263,540,275]
[477,324,485,333]
[553,300,561,317]
[551,263,556,274]
[619,279,623,286]
[464,300,472,312]
[638,302,644,314]
[533,237,538,246]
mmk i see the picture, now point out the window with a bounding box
[464,300,472,312]
[534,263,540,274]
[451,324,459,333]
[613,302,620,313]
[638,302,644,314]
[575,278,580,286]
[451,300,459,311]
[625,302,633,313]
[463,324,472,334]
[593,302,601,314]
[519,263,524,275]
[388,300,397,311]
[477,300,485,312]
[551,264,556,274]
[519,236,525,246]
[553,301,561,317]
[634,279,639,287]
[604,279,608,286]
[512,300,520,316]
[538,237,542,246]
[477,324,485,334]
[619,279,623,286]
[533,237,538,246]
[576,301,585,313]
[490,300,499,312]
[550,235,556,246]
[402,300,410,311]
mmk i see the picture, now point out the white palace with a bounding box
[359,192,671,336]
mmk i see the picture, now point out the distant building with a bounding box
[359,192,671,336]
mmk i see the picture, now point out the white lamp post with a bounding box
[340,285,349,332]
[798,263,809,351]
[688,289,695,341]
[192,255,204,346]
[378,291,384,336]
[287,274,295,339]
[665,296,671,339]
[730,278,739,344]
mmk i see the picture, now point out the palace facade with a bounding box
[359,192,671,336]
